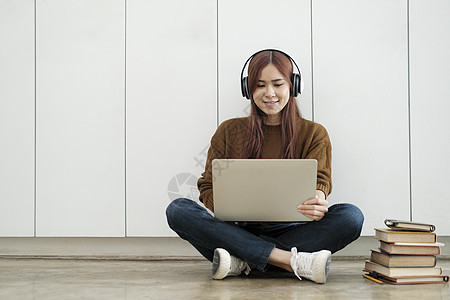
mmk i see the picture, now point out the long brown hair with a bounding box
[243,50,301,159]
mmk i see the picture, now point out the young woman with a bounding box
[166,49,364,284]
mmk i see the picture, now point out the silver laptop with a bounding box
[212,159,317,222]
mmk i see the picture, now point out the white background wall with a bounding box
[0,0,449,237]
[313,0,411,234]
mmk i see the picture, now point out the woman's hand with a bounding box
[297,190,328,221]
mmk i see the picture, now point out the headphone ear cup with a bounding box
[291,73,302,97]
[241,76,250,99]
[298,72,303,95]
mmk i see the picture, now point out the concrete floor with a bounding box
[0,258,449,299]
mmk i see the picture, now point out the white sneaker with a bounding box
[212,248,251,280]
[290,248,331,284]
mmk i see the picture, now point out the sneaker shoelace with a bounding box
[291,247,314,280]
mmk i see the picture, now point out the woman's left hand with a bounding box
[297,190,328,221]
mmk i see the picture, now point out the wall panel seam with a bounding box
[34,0,37,237]
[124,0,128,236]
[407,0,413,221]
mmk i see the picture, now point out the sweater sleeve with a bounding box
[197,125,226,212]
[305,125,333,197]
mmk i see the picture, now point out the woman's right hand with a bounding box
[297,190,328,221]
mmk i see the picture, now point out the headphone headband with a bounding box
[240,49,303,99]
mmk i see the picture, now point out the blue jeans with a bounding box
[166,198,364,271]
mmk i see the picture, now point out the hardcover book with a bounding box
[370,249,437,268]
[384,219,435,232]
[364,260,442,277]
[375,228,437,243]
[379,241,443,255]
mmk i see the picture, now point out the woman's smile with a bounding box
[263,100,279,107]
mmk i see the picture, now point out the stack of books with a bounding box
[364,219,449,285]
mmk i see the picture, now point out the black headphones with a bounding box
[240,49,304,100]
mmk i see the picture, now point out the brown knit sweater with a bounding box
[197,117,332,212]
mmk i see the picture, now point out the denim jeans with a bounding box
[166,198,364,271]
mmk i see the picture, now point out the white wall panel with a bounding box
[219,0,312,123]
[35,0,125,236]
[2,0,448,238]
[410,0,450,235]
[313,0,410,235]
[126,0,217,236]
[0,0,35,236]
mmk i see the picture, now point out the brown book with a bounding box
[384,219,435,232]
[375,228,437,243]
[370,249,436,268]
[367,272,449,285]
[364,260,442,277]
[379,241,443,255]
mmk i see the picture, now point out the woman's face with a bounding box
[252,63,290,125]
